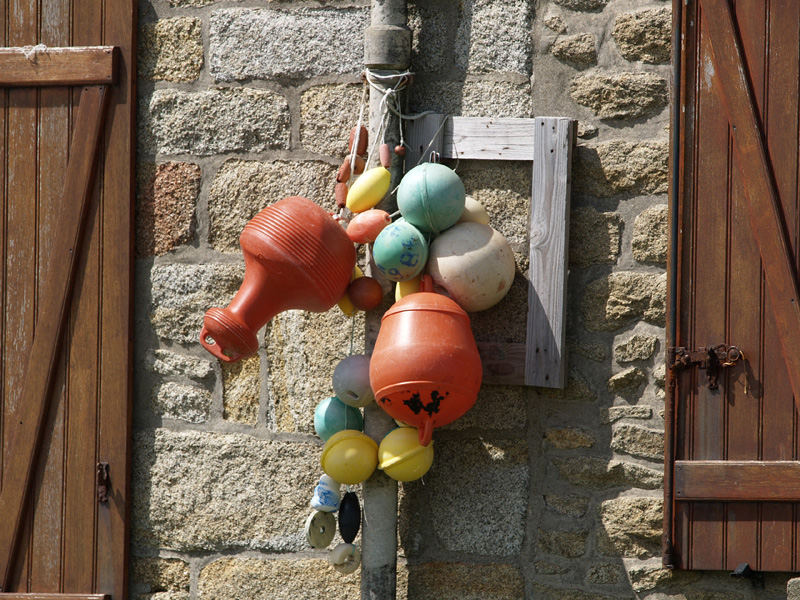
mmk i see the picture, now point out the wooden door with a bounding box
[668,0,800,571]
[0,0,135,597]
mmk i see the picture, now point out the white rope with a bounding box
[22,44,47,61]
[359,68,459,197]
[365,109,388,168]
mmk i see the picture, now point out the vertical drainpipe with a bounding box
[362,2,411,599]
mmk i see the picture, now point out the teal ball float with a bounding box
[397,163,466,234]
[314,396,364,441]
[372,218,428,282]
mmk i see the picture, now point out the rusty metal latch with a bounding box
[669,344,742,390]
[96,462,110,503]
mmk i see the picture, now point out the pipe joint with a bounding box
[364,25,412,70]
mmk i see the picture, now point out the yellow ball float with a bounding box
[378,427,434,482]
[321,429,378,485]
[337,265,364,316]
[394,273,422,302]
[346,167,391,213]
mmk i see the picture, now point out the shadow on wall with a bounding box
[407,0,469,117]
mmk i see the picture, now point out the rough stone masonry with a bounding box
[132,1,798,599]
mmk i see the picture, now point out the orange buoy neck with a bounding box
[385,274,469,321]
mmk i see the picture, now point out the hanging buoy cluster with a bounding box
[299,109,517,569]
[199,72,519,574]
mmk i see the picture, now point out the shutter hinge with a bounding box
[668,344,742,390]
[96,462,110,503]
[730,562,764,588]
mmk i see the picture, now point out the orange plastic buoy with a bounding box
[334,182,349,209]
[379,143,391,168]
[336,159,351,183]
[353,156,366,175]
[346,209,391,244]
[369,276,482,445]
[347,276,384,311]
[348,126,368,156]
[200,197,356,362]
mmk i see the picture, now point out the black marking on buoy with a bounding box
[423,390,446,415]
[403,393,424,414]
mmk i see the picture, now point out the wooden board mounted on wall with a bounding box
[406,115,576,389]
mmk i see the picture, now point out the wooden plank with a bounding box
[0,47,116,87]
[2,0,37,588]
[444,117,536,161]
[407,116,539,162]
[62,11,105,595]
[684,3,742,569]
[671,0,698,568]
[96,0,135,596]
[701,0,800,412]
[3,61,38,600]
[689,503,725,569]
[760,502,793,571]
[676,461,800,500]
[404,113,445,170]
[722,0,764,571]
[476,342,525,385]
[525,117,573,388]
[0,86,110,589]
[29,2,71,585]
[725,502,758,569]
[404,114,574,388]
[64,9,104,597]
[0,595,109,600]
[758,0,800,570]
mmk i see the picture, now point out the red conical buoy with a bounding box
[200,196,356,362]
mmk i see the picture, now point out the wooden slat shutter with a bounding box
[0,0,134,596]
[668,0,800,571]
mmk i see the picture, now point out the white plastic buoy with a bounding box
[427,222,516,312]
[310,474,341,512]
[329,542,361,574]
[333,355,374,407]
[457,196,490,225]
[305,510,336,549]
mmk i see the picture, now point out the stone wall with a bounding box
[132,1,795,599]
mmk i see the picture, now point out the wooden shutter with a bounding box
[0,0,134,597]
[668,0,800,571]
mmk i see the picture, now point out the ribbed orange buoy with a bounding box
[200,197,356,362]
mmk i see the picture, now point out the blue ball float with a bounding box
[397,163,466,234]
[372,218,428,282]
[314,396,364,442]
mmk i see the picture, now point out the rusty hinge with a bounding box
[668,344,742,390]
[96,462,110,503]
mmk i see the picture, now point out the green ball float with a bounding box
[397,163,466,234]
[314,396,364,442]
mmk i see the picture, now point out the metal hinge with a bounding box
[730,562,764,588]
[668,344,742,390]
[96,462,110,503]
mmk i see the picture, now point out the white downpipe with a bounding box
[361,1,410,599]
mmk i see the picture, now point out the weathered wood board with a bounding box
[406,115,575,388]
